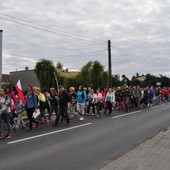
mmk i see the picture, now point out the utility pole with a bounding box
[0,30,3,88]
[108,40,112,88]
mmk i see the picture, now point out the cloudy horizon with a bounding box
[0,0,170,79]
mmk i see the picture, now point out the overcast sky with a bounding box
[0,0,170,78]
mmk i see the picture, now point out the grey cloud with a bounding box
[0,0,170,79]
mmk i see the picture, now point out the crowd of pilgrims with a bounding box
[0,84,170,139]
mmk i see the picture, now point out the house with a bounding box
[136,75,146,82]
[10,67,40,91]
[10,67,79,91]
[2,74,10,86]
[57,68,79,78]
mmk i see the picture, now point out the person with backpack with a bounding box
[76,85,87,121]
[0,87,12,139]
[24,85,39,132]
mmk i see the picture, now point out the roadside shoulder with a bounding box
[100,126,170,170]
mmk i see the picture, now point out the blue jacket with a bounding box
[76,90,87,103]
[25,92,37,109]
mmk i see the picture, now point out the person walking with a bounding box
[55,86,70,126]
[94,89,103,117]
[76,86,87,121]
[134,85,142,110]
[105,88,115,115]
[14,96,25,129]
[68,87,77,119]
[49,88,59,125]
[24,85,39,132]
[86,89,96,116]
[35,87,49,125]
[0,87,12,139]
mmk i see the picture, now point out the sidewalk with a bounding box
[101,126,170,170]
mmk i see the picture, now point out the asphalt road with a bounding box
[1,103,170,170]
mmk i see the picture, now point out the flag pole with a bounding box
[53,72,59,94]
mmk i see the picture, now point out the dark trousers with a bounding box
[49,103,58,120]
[0,112,11,135]
[96,102,101,116]
[26,108,38,129]
[106,101,112,115]
[55,105,69,126]
[87,102,95,114]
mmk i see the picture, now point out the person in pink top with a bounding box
[94,89,103,117]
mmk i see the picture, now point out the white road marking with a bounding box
[112,110,142,119]
[8,123,92,145]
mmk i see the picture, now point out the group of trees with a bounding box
[35,59,170,91]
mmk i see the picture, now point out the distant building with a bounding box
[136,75,146,82]
[10,67,79,91]
[2,74,10,86]
[57,68,79,78]
[10,67,40,91]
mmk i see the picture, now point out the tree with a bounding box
[78,61,93,87]
[35,59,58,89]
[91,61,104,90]
[112,76,122,87]
[78,60,107,89]
[131,76,141,86]
[56,62,63,69]
[136,72,140,77]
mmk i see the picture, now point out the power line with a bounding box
[3,42,106,51]
[111,44,163,68]
[0,13,105,44]
[3,49,107,59]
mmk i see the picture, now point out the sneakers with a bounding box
[92,113,95,116]
[79,117,84,121]
[6,134,12,139]
[86,113,89,116]
[11,124,16,130]
[96,115,100,118]
[0,134,4,139]
[0,134,12,139]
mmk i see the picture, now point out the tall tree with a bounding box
[78,61,93,87]
[35,59,58,89]
[91,61,104,90]
[77,60,111,89]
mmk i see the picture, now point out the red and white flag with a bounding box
[15,79,25,104]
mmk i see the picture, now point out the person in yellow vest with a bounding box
[35,87,49,125]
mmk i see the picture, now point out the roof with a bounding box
[2,74,10,82]
[136,75,146,82]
